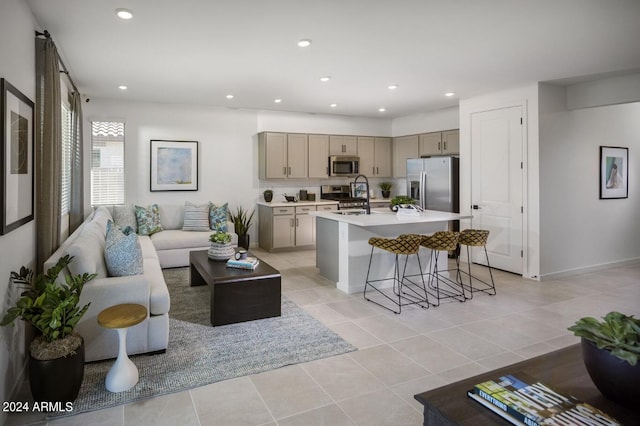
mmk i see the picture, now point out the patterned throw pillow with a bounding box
[209,202,228,232]
[112,204,137,233]
[135,204,163,236]
[104,220,144,277]
[182,203,210,231]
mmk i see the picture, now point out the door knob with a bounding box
[472,205,482,210]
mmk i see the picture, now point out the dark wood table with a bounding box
[189,250,281,326]
[414,344,640,425]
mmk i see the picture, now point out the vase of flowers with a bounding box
[208,232,235,261]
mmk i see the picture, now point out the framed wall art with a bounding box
[1,78,34,235]
[150,139,198,191]
[599,146,628,199]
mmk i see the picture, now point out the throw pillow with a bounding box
[135,204,163,236]
[113,204,138,233]
[104,220,144,277]
[182,203,210,231]
[209,202,228,232]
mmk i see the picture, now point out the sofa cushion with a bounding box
[66,229,107,278]
[158,204,183,230]
[135,204,163,236]
[91,206,113,237]
[144,258,171,315]
[104,221,144,277]
[209,202,228,232]
[112,204,138,233]
[151,229,210,251]
[182,203,210,231]
[137,235,159,261]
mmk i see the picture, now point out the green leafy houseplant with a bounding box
[390,195,415,207]
[378,182,393,192]
[210,231,232,244]
[229,206,255,236]
[1,255,96,360]
[568,311,640,366]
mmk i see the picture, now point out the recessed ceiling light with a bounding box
[320,76,331,82]
[274,98,282,103]
[445,92,455,97]
[378,107,386,112]
[330,103,337,108]
[115,8,133,20]
[297,39,312,47]
[226,94,234,99]
[118,85,128,90]
[388,84,399,90]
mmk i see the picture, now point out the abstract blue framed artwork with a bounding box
[150,140,198,191]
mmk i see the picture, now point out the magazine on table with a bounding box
[226,256,259,270]
[467,373,620,426]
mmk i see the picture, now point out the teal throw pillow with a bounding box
[135,204,163,236]
[209,202,228,232]
[104,220,144,277]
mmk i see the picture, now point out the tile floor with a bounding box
[6,248,640,426]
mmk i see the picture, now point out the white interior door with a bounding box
[470,106,523,274]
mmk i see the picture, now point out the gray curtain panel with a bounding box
[69,91,84,234]
[35,37,62,272]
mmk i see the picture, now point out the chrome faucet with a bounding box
[353,174,371,214]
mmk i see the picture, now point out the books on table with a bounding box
[467,373,620,426]
[226,256,260,270]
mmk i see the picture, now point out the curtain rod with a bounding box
[35,30,80,96]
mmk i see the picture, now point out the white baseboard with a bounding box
[539,257,640,281]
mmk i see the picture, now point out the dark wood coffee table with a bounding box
[189,250,281,326]
[414,344,640,425]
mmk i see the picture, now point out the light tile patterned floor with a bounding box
[7,249,640,426]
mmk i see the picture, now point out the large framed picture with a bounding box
[150,140,198,191]
[599,146,628,199]
[1,78,34,235]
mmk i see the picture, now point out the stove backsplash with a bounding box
[259,178,403,203]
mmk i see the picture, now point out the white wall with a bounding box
[0,0,38,418]
[391,106,459,136]
[539,83,640,277]
[566,73,640,110]
[459,84,541,279]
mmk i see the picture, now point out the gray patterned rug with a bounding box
[53,267,356,417]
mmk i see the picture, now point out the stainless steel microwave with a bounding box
[329,156,359,176]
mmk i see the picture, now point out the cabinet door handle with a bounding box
[288,166,292,175]
[438,142,441,150]
[376,166,379,174]
[443,141,447,150]
[290,218,294,226]
[373,166,375,174]
[283,166,286,175]
[295,218,299,226]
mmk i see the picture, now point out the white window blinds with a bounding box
[91,121,125,205]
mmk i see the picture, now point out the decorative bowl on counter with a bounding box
[283,194,297,202]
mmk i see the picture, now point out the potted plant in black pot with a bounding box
[568,311,640,407]
[378,182,393,199]
[229,206,255,250]
[1,255,96,403]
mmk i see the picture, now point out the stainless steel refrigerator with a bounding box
[406,156,459,213]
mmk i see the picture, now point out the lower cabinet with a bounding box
[259,204,337,251]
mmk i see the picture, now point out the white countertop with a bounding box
[310,208,471,227]
[257,200,338,208]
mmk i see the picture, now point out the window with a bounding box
[60,103,72,215]
[91,121,125,205]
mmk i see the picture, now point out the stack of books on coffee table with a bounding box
[226,256,260,270]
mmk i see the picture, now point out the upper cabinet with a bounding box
[419,130,459,156]
[393,135,419,177]
[259,132,308,179]
[308,134,330,178]
[358,136,391,177]
[329,135,358,155]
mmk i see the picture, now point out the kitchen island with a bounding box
[310,208,470,294]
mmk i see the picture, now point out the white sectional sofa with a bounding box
[44,203,236,362]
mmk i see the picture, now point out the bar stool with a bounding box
[457,229,496,299]
[418,231,466,306]
[363,234,429,314]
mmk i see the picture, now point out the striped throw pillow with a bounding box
[182,203,210,231]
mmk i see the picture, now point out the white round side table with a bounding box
[97,303,147,392]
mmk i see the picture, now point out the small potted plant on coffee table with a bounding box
[208,231,235,260]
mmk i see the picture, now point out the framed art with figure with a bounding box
[1,78,34,235]
[600,146,628,199]
[150,140,199,191]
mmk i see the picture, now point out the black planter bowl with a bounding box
[581,338,640,407]
[29,339,85,403]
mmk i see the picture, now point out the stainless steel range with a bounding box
[320,185,368,211]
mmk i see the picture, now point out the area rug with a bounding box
[54,267,356,417]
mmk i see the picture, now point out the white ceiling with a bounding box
[26,0,640,118]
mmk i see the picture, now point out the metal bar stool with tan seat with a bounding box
[363,234,429,314]
[457,229,496,299]
[415,231,466,306]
